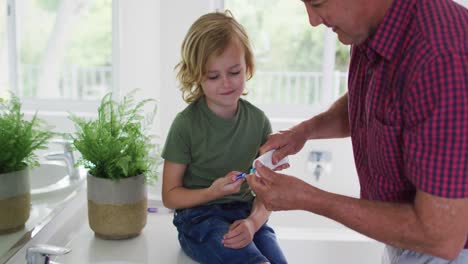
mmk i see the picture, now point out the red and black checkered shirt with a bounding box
[348,0,468,247]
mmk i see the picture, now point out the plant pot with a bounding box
[0,168,31,234]
[87,173,147,240]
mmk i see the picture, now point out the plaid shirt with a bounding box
[348,0,468,247]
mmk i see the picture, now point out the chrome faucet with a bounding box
[312,164,324,180]
[308,151,332,181]
[26,244,71,264]
[44,139,80,181]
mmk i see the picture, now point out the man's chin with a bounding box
[337,33,365,46]
[337,35,354,45]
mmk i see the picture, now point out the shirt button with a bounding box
[367,68,373,75]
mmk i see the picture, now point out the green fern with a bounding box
[0,96,54,174]
[69,92,161,183]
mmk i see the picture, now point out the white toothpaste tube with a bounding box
[251,149,289,176]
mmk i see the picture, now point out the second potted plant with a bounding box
[70,92,160,240]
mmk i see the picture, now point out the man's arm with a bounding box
[260,93,350,163]
[248,164,468,260]
[309,188,467,259]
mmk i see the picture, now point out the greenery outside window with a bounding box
[226,0,467,118]
[0,0,8,97]
[8,0,112,101]
[225,0,349,119]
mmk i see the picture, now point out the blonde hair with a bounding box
[175,10,255,103]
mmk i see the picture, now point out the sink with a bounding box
[0,164,86,264]
[29,163,85,199]
[5,188,197,264]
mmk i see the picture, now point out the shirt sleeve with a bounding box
[404,52,468,198]
[161,113,191,164]
[261,112,273,145]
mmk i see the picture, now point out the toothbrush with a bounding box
[235,172,247,181]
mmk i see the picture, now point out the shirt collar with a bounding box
[358,0,417,62]
[198,96,241,126]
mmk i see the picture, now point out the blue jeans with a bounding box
[173,202,287,264]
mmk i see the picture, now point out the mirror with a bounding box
[0,0,111,260]
[0,146,86,263]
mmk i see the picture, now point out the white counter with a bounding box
[6,185,383,264]
[55,201,195,264]
[5,186,196,264]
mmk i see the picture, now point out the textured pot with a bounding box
[0,168,30,234]
[87,173,147,240]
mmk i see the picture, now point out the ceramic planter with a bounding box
[87,173,147,240]
[0,168,30,234]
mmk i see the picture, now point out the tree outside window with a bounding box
[0,0,8,97]
[225,0,350,117]
[226,0,467,117]
[14,0,112,100]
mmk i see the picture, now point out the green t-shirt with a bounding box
[162,96,272,205]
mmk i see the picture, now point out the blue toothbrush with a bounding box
[235,167,257,181]
[235,172,247,181]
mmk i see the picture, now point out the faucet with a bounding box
[26,244,71,264]
[44,139,80,181]
[308,151,332,181]
[312,164,324,181]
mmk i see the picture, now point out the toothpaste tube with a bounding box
[251,149,289,176]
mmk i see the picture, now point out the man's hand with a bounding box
[260,125,309,165]
[247,160,315,211]
[222,219,256,249]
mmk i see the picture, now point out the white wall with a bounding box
[131,0,220,197]
[116,0,222,142]
[272,120,360,198]
[158,0,224,142]
[116,1,160,102]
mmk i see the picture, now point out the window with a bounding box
[225,0,349,119]
[225,0,468,119]
[11,0,112,100]
[0,0,8,97]
[455,0,468,7]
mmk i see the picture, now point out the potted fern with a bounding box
[0,96,53,234]
[70,92,160,240]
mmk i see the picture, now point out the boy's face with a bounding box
[302,0,392,45]
[201,38,247,116]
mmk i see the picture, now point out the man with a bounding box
[246,0,468,263]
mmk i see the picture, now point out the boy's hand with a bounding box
[209,171,244,198]
[222,219,256,249]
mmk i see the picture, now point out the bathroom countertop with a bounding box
[7,186,384,264]
[54,199,196,264]
[4,183,196,264]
